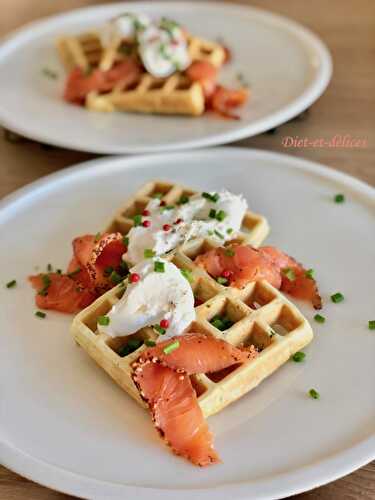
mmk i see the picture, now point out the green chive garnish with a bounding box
[216,210,226,222]
[209,209,217,219]
[314,314,326,323]
[98,315,110,326]
[109,270,122,284]
[42,67,58,79]
[154,324,166,335]
[67,267,81,278]
[180,268,193,283]
[133,214,143,226]
[56,269,62,274]
[6,280,17,288]
[292,351,305,362]
[210,315,233,331]
[305,269,314,279]
[118,338,143,357]
[202,192,219,203]
[145,339,156,347]
[163,340,180,355]
[144,249,156,258]
[225,248,235,257]
[216,276,228,285]
[123,235,129,246]
[103,266,113,277]
[334,194,345,203]
[214,230,224,240]
[207,230,214,236]
[309,389,320,400]
[152,192,163,199]
[331,292,344,303]
[154,261,165,273]
[368,320,375,330]
[38,274,51,296]
[282,268,296,281]
[47,264,53,272]
[178,194,189,204]
[35,311,46,319]
[226,228,233,235]
[94,232,101,242]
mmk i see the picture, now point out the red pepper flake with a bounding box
[163,224,171,231]
[129,273,140,283]
[142,209,150,216]
[174,218,183,224]
[222,270,232,279]
[160,319,170,329]
[194,297,204,307]
[142,220,151,228]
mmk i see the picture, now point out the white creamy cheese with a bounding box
[97,259,195,341]
[100,14,190,78]
[126,190,248,265]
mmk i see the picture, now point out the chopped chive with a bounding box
[6,279,17,288]
[94,232,101,242]
[207,230,214,236]
[118,338,143,357]
[119,261,129,277]
[144,248,156,258]
[154,261,165,273]
[305,268,315,279]
[210,315,233,331]
[42,67,58,79]
[35,311,46,319]
[178,194,189,204]
[145,339,156,347]
[98,315,110,326]
[103,266,114,277]
[226,228,233,234]
[38,274,51,296]
[163,340,180,355]
[133,214,143,226]
[161,205,175,212]
[282,267,296,281]
[292,351,305,362]
[216,210,227,222]
[151,192,163,199]
[368,320,375,330]
[309,388,320,400]
[214,229,224,240]
[314,313,326,323]
[209,208,217,219]
[47,264,53,272]
[56,269,62,274]
[202,192,219,203]
[154,324,166,335]
[67,267,81,278]
[331,292,344,304]
[225,248,235,257]
[217,276,228,285]
[334,194,345,203]
[123,235,129,246]
[180,268,193,283]
[269,328,276,337]
[109,270,122,284]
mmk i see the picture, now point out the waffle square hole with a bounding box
[149,79,166,90]
[122,200,149,219]
[106,333,145,358]
[147,183,174,199]
[206,363,242,383]
[191,277,219,307]
[241,214,259,232]
[176,80,192,91]
[243,282,277,310]
[176,189,196,204]
[190,375,208,397]
[201,47,213,55]
[82,299,113,333]
[271,305,302,335]
[242,322,272,351]
[206,297,247,332]
[182,239,217,261]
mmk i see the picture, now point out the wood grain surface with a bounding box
[0,1,374,499]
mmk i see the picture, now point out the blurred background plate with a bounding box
[0,1,331,154]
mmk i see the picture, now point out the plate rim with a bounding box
[0,147,374,500]
[0,1,332,154]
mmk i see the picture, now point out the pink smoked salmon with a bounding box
[29,232,127,313]
[132,333,257,466]
[196,245,322,309]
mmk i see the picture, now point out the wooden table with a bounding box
[0,1,374,498]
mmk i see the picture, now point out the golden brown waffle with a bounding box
[105,180,270,248]
[56,31,225,115]
[71,239,313,418]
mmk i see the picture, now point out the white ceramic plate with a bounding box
[0,2,331,154]
[0,148,374,499]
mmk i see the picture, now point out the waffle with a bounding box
[105,180,270,248]
[71,238,313,419]
[56,31,225,115]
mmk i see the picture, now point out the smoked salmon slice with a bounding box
[29,232,127,314]
[196,245,322,309]
[132,333,257,466]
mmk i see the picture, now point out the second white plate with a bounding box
[0,1,331,153]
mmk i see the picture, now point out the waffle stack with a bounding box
[57,31,225,115]
[105,180,270,248]
[71,182,313,418]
